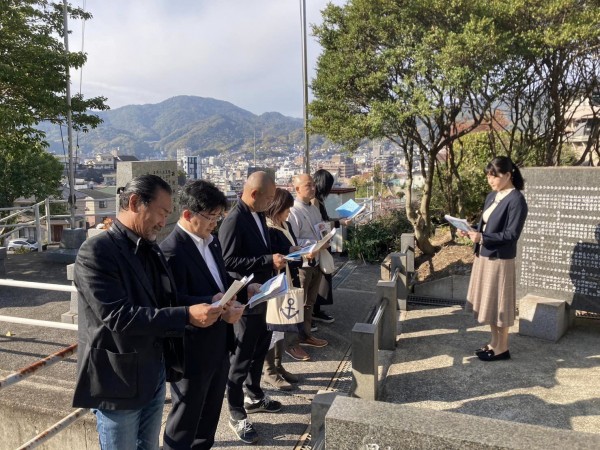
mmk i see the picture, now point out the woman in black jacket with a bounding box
[464,157,528,362]
[312,169,351,324]
[262,188,312,390]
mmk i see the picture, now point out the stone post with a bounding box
[61,263,78,324]
[376,279,398,351]
[351,322,378,400]
[0,247,7,278]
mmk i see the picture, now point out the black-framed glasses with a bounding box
[196,212,224,223]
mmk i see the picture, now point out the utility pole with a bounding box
[63,0,76,229]
[300,0,310,174]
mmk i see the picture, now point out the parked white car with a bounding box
[7,239,40,252]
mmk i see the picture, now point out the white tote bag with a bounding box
[318,249,335,274]
[266,265,304,332]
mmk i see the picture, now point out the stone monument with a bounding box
[61,160,180,323]
[516,167,600,340]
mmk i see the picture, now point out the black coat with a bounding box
[218,199,275,315]
[160,226,235,378]
[476,189,528,259]
[72,221,188,410]
[268,221,302,288]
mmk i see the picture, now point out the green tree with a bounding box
[487,0,600,166]
[431,132,494,227]
[311,0,510,254]
[0,134,63,208]
[349,176,369,198]
[372,164,382,197]
[0,0,108,209]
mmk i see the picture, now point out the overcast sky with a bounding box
[69,0,344,118]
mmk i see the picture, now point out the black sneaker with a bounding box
[313,310,335,323]
[229,418,258,444]
[244,395,282,414]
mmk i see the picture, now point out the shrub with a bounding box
[346,209,413,263]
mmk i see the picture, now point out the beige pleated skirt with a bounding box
[467,255,516,327]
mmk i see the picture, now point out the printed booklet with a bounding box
[213,274,254,308]
[247,272,288,309]
[444,214,475,233]
[335,199,366,219]
[285,244,316,261]
[312,228,337,253]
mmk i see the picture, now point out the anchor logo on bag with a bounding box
[280,297,300,319]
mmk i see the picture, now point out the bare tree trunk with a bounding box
[400,137,436,255]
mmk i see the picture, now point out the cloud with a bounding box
[68,0,342,117]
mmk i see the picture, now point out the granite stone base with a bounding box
[325,396,600,449]
[518,294,571,342]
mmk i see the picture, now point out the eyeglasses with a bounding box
[196,212,224,223]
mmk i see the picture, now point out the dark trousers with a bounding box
[163,356,229,450]
[298,266,323,337]
[227,313,272,421]
[315,272,333,311]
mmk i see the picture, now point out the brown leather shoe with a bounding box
[263,372,293,391]
[285,346,310,361]
[299,335,328,348]
[277,366,300,383]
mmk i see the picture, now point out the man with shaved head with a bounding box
[288,174,329,352]
[218,171,287,444]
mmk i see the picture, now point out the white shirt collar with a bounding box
[177,222,214,248]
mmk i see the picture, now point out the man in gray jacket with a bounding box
[288,173,328,349]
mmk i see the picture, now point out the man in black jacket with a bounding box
[218,171,286,444]
[73,174,220,450]
[160,180,245,450]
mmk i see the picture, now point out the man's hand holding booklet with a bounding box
[285,244,316,261]
[212,274,254,308]
[247,272,288,308]
[444,214,475,233]
[312,228,336,252]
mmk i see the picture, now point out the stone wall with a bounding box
[517,167,600,313]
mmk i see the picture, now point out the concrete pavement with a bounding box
[1,251,599,449]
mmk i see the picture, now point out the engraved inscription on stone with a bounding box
[517,168,600,312]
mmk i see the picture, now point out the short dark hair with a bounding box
[313,169,335,203]
[179,179,227,214]
[265,188,294,220]
[485,156,525,191]
[118,174,172,210]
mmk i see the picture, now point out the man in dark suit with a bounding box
[160,180,245,450]
[73,174,221,450]
[218,171,287,444]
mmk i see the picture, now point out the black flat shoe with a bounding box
[478,350,511,361]
[474,345,490,356]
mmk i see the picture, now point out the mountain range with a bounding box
[39,96,320,159]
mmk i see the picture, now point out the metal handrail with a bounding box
[0,315,77,331]
[0,279,83,449]
[0,279,76,292]
[16,408,88,450]
[0,344,77,391]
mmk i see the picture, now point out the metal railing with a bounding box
[0,278,86,449]
[0,199,115,246]
[0,344,77,391]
